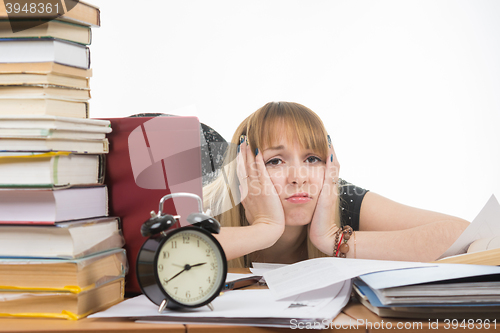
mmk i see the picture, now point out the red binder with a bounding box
[102,116,203,294]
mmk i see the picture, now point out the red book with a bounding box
[102,116,203,294]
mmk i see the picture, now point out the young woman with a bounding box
[203,102,469,268]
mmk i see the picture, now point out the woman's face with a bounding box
[261,135,326,226]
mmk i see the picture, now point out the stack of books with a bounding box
[0,2,127,320]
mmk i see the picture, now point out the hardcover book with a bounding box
[0,20,92,45]
[0,1,101,27]
[0,217,123,258]
[0,186,108,223]
[0,152,105,187]
[0,98,88,118]
[102,116,203,294]
[0,278,124,320]
[0,38,90,69]
[0,248,127,291]
[0,62,92,78]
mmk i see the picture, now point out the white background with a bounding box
[89,0,500,222]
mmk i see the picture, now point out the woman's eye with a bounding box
[265,158,282,166]
[306,156,321,163]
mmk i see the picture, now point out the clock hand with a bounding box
[190,262,207,268]
[172,262,206,269]
[166,266,188,283]
[166,263,208,283]
[171,263,184,268]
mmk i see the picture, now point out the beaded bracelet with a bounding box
[353,229,356,259]
[333,225,354,258]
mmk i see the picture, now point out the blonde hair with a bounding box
[203,102,341,268]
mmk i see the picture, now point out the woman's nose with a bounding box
[287,166,308,185]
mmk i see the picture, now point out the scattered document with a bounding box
[356,264,500,307]
[263,257,433,299]
[359,264,500,290]
[251,262,288,270]
[250,262,287,280]
[89,280,351,329]
[353,279,500,319]
[439,195,500,259]
[226,273,257,282]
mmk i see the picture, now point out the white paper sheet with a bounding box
[263,257,433,299]
[249,262,287,280]
[89,280,351,328]
[359,263,500,290]
[439,195,500,259]
[225,273,256,282]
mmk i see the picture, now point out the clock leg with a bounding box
[207,303,214,311]
[158,299,169,313]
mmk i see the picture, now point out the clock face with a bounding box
[155,228,226,307]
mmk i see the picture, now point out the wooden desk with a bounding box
[0,317,185,333]
[0,313,365,333]
[1,268,498,333]
[183,313,364,333]
[1,306,498,333]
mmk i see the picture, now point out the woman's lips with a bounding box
[286,197,312,204]
[285,193,311,204]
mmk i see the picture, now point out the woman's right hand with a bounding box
[237,136,285,246]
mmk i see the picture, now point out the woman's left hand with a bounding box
[308,143,341,255]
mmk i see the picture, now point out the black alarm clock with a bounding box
[136,193,227,312]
